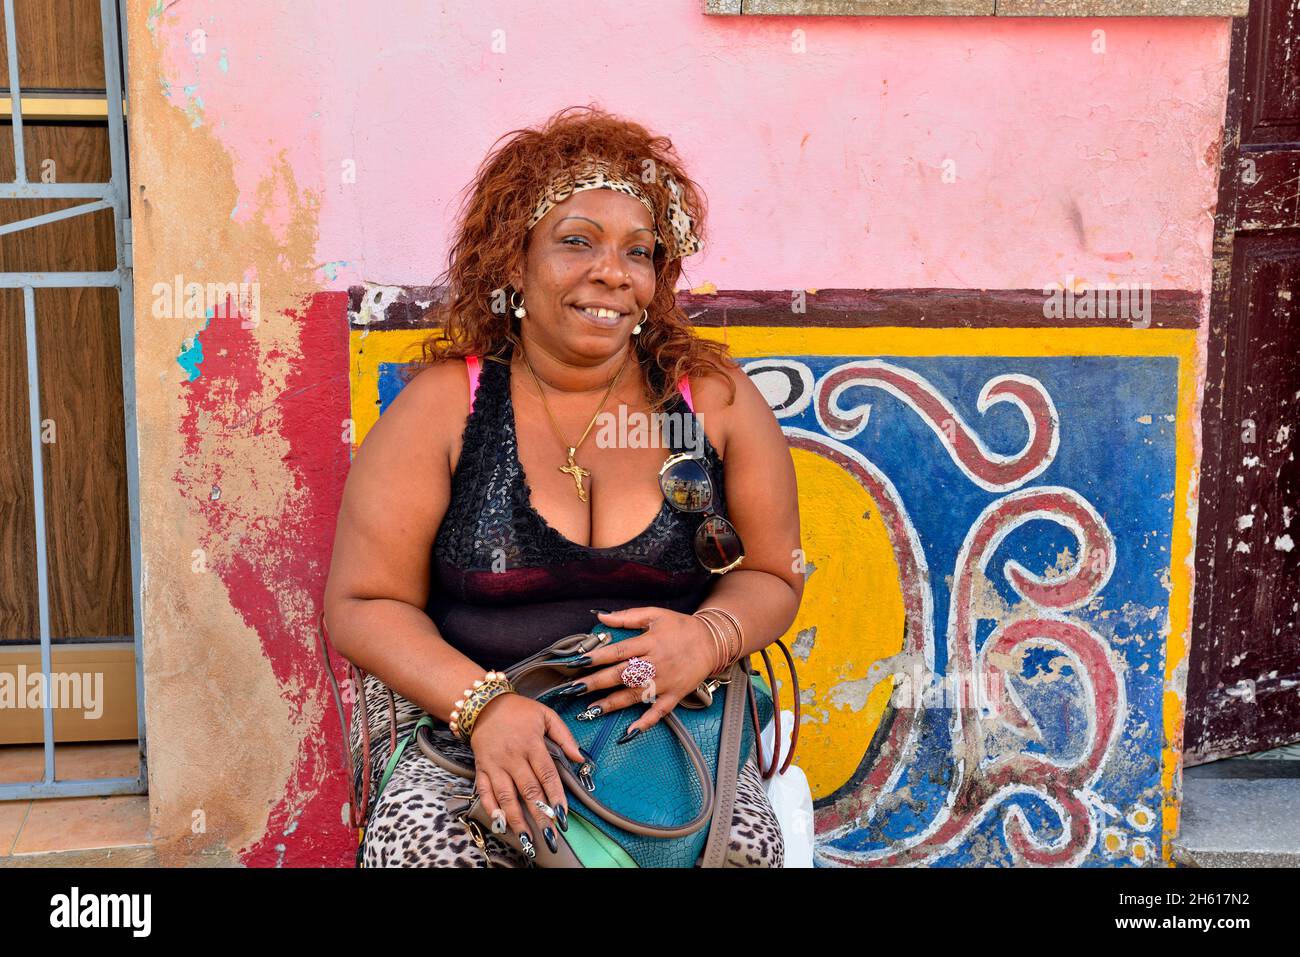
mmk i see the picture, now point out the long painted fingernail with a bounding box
[543,827,558,854]
[491,809,507,834]
[555,804,569,832]
[519,833,536,860]
[577,705,603,721]
[615,727,641,746]
[555,682,587,697]
[565,656,593,669]
[534,800,555,819]
[590,608,611,616]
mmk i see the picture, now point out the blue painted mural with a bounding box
[739,346,1192,867]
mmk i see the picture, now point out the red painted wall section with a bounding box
[175,291,354,865]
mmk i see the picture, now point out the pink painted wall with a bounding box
[131,1,1231,865]
[152,4,1228,293]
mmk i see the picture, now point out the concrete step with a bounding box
[1173,745,1300,868]
[0,843,157,867]
[1,742,152,867]
[0,794,152,867]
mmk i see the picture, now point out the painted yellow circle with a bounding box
[766,446,907,801]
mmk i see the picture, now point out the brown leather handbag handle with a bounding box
[316,610,370,831]
[773,637,802,774]
[746,638,801,779]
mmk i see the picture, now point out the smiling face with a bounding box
[510,188,658,363]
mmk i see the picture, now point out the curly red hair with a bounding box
[406,103,735,411]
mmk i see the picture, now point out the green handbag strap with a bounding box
[376,715,434,807]
[356,715,434,869]
[565,812,639,868]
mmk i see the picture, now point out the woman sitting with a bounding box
[324,105,803,867]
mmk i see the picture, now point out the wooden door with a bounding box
[0,0,135,743]
[1186,0,1300,763]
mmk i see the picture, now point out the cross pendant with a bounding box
[559,447,591,503]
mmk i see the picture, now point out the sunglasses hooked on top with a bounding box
[658,452,744,575]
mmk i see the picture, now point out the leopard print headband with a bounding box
[525,158,702,260]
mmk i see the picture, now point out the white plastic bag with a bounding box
[759,709,814,867]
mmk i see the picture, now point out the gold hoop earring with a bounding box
[509,289,526,319]
[632,308,647,336]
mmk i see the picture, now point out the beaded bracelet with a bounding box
[449,671,514,741]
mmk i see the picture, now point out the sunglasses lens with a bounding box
[694,516,743,572]
[659,457,713,513]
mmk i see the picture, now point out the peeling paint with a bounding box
[791,626,817,661]
[176,315,209,381]
[132,7,351,866]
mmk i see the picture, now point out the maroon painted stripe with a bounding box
[347,285,1201,331]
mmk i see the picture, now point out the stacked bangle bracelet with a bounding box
[693,606,745,677]
[449,671,514,741]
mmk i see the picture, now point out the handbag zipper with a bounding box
[578,714,622,792]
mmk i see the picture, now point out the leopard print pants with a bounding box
[349,673,784,868]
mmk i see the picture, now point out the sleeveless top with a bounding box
[425,345,728,671]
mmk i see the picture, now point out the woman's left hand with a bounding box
[573,607,720,737]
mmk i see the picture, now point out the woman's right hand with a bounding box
[469,693,585,858]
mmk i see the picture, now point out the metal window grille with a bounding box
[0,0,146,800]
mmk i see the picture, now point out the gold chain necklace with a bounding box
[519,345,630,503]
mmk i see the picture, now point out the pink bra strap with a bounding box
[465,355,481,412]
[677,374,695,413]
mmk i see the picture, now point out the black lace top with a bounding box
[425,346,727,670]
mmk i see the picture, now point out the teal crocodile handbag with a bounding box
[424,624,782,867]
[541,626,772,867]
